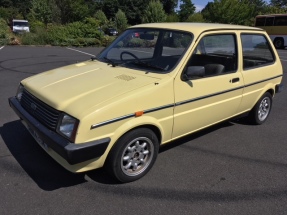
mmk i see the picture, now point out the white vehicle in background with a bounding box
[12,19,30,33]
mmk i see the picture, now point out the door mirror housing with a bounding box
[183,66,205,80]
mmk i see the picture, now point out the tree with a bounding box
[202,0,253,25]
[0,7,20,22]
[0,0,13,8]
[94,10,107,27]
[114,9,128,32]
[142,0,166,23]
[270,0,287,7]
[160,0,177,14]
[166,13,180,22]
[178,0,196,22]
[55,0,89,24]
[102,0,119,20]
[118,0,150,25]
[12,0,32,18]
[30,0,53,25]
[186,12,205,22]
[263,5,286,14]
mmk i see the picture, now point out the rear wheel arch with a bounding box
[248,91,273,125]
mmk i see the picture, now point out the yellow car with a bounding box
[9,23,283,183]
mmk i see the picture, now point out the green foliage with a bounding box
[55,0,89,24]
[263,5,286,14]
[202,0,254,25]
[165,13,179,22]
[186,13,205,23]
[0,18,9,44]
[142,0,166,23]
[103,0,119,20]
[0,0,13,8]
[115,9,128,33]
[13,0,33,19]
[160,0,177,14]
[178,0,196,22]
[29,20,45,32]
[201,0,272,25]
[29,0,53,25]
[0,7,21,21]
[94,10,107,27]
[118,0,150,25]
[19,19,112,47]
[270,0,287,7]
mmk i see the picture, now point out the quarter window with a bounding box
[241,34,275,70]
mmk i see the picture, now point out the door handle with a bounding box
[230,77,240,83]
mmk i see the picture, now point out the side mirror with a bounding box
[183,66,205,80]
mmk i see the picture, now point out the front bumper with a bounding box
[8,97,110,165]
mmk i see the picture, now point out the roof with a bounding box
[129,22,262,33]
[256,14,287,17]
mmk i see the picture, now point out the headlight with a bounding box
[16,84,24,101]
[58,114,79,142]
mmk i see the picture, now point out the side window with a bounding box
[241,34,275,70]
[255,17,265,26]
[265,17,275,26]
[187,34,237,78]
[274,16,287,26]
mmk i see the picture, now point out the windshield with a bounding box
[13,21,29,27]
[97,28,193,73]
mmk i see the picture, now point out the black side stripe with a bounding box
[244,74,283,88]
[90,75,282,130]
[176,86,243,106]
[90,104,174,129]
[91,114,134,129]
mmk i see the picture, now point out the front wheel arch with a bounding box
[104,127,160,182]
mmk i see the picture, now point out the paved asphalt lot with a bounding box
[0,46,287,215]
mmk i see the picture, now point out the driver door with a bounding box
[172,33,244,139]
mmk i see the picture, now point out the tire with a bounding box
[105,128,159,183]
[248,92,272,125]
[274,38,284,49]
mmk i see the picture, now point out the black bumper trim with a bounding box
[9,97,110,165]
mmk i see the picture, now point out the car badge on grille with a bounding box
[31,103,37,110]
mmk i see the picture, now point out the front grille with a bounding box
[20,89,61,130]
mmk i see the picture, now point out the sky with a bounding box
[192,0,212,11]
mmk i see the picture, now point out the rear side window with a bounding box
[241,34,275,70]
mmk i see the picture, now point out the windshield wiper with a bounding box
[104,57,118,67]
[91,56,118,67]
[131,60,166,71]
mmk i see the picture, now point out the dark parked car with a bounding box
[106,28,118,36]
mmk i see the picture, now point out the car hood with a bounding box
[22,60,162,115]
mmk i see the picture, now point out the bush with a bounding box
[29,21,46,33]
[16,19,110,47]
[0,18,11,45]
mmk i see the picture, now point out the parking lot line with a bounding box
[0,46,4,50]
[66,47,95,57]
